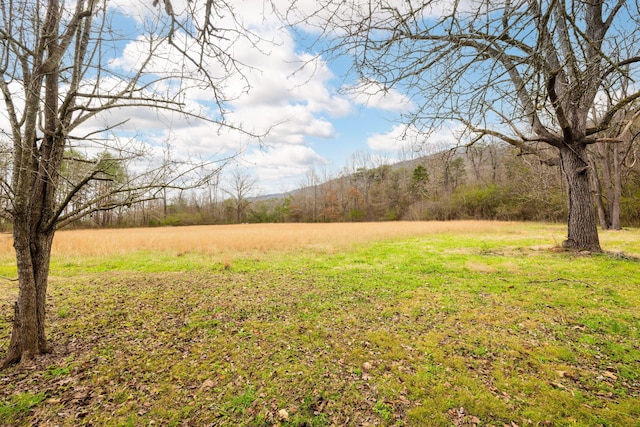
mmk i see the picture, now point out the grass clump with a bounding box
[0,392,46,423]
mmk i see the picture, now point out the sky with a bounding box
[4,0,633,199]
[95,0,459,197]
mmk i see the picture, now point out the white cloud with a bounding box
[227,103,336,145]
[242,145,329,193]
[107,0,159,23]
[347,80,414,112]
[366,122,462,154]
[103,8,351,145]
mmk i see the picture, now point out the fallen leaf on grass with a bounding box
[277,408,289,421]
[396,395,410,405]
[448,406,481,426]
[200,379,215,390]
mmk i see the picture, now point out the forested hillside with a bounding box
[257,143,640,227]
[3,143,638,229]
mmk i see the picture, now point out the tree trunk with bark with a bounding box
[560,144,601,252]
[2,226,55,367]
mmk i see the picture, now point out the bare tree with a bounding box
[0,0,258,368]
[290,0,640,251]
[292,167,323,222]
[223,167,258,223]
[589,99,640,230]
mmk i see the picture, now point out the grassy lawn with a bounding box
[0,222,639,426]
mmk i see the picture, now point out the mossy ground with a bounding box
[0,222,638,426]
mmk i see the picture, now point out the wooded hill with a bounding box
[45,142,638,229]
[275,145,569,224]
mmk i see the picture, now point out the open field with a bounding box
[0,220,541,257]
[1,221,639,426]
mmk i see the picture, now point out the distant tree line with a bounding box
[280,145,569,224]
[3,141,638,230]
[295,143,639,227]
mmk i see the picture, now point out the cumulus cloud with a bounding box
[103,6,351,154]
[347,80,414,112]
[366,122,463,154]
[242,145,329,193]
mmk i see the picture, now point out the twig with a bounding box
[527,278,593,288]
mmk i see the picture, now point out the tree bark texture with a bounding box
[2,225,55,368]
[560,144,602,252]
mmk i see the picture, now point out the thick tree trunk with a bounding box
[559,144,602,252]
[1,222,55,368]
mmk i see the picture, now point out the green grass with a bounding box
[0,223,639,426]
[0,392,46,422]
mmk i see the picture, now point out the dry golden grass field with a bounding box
[0,221,553,258]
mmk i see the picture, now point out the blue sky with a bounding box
[2,0,636,198]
